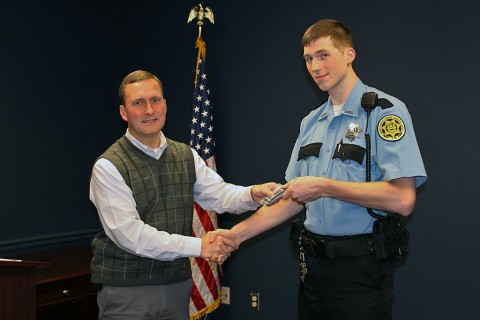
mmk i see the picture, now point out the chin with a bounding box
[316,84,329,91]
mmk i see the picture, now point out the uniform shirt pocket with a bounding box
[297,143,322,161]
[332,143,366,165]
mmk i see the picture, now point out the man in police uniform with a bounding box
[230,19,427,319]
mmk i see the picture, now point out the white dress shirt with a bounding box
[90,130,258,261]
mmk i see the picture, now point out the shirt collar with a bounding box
[319,79,365,121]
[125,129,167,160]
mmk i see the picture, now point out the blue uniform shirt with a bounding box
[285,79,427,236]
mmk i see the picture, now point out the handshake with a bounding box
[201,229,240,264]
[199,183,288,264]
[198,176,319,263]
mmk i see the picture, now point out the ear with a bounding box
[345,47,356,63]
[119,105,128,121]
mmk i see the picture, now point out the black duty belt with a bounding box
[301,230,375,258]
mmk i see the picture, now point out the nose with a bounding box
[144,101,154,114]
[311,58,322,72]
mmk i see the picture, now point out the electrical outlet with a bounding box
[250,292,260,311]
[221,286,230,304]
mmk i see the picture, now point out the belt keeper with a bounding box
[302,238,319,257]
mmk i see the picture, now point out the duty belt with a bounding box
[301,230,375,258]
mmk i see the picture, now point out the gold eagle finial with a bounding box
[187,4,214,38]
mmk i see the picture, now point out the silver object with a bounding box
[260,187,285,206]
[345,122,362,141]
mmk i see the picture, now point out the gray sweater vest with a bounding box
[91,136,196,286]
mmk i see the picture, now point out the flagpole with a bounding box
[187,4,221,320]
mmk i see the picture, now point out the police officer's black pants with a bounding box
[298,254,395,320]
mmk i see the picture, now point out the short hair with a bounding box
[302,19,353,51]
[119,70,163,105]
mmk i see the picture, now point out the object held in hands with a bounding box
[260,187,285,206]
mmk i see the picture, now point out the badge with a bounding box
[378,115,405,141]
[345,123,362,141]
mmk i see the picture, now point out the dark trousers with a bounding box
[97,279,192,320]
[299,254,395,320]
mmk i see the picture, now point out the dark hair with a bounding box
[302,19,353,50]
[119,70,163,105]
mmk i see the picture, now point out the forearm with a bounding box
[107,221,200,260]
[195,183,259,213]
[231,199,304,245]
[193,156,259,213]
[307,177,416,216]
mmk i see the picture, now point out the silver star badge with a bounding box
[345,123,363,141]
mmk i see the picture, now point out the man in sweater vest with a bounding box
[89,70,277,320]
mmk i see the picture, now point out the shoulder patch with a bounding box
[378,115,405,141]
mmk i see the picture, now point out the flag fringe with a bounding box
[189,295,221,320]
[194,37,207,86]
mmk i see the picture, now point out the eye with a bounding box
[132,99,145,107]
[304,56,313,63]
[319,53,329,60]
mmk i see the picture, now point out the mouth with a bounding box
[142,118,157,123]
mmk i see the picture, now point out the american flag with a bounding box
[189,38,221,319]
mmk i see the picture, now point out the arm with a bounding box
[90,158,222,261]
[231,198,305,245]
[192,148,278,212]
[282,176,417,216]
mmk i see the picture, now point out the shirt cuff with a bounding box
[184,236,202,257]
[246,186,261,210]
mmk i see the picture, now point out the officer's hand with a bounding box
[282,176,325,203]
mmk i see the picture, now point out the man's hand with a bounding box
[251,182,280,203]
[201,229,239,264]
[282,176,324,203]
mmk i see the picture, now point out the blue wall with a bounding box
[1,1,478,319]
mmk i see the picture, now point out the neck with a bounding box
[329,71,358,106]
[144,139,161,149]
[127,130,161,149]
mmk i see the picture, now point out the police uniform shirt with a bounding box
[285,79,427,236]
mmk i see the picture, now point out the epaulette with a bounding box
[377,98,393,110]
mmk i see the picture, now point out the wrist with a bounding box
[250,185,258,203]
[230,225,245,245]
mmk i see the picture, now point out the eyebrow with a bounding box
[303,49,328,59]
